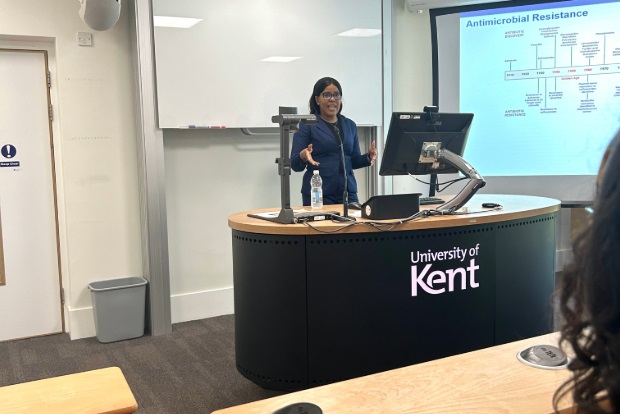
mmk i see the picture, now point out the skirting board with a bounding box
[555,248,573,273]
[171,287,234,324]
[67,287,234,340]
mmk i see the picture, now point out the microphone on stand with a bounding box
[334,124,355,221]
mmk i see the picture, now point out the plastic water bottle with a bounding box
[310,170,323,210]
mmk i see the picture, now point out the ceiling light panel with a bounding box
[337,28,381,37]
[153,16,203,28]
[260,56,302,63]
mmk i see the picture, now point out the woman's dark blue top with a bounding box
[291,115,370,206]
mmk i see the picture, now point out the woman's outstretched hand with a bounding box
[368,140,377,166]
[301,144,320,166]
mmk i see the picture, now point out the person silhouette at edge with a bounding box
[554,129,620,414]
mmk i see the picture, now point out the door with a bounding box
[0,49,63,341]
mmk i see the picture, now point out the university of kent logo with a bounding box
[411,244,481,296]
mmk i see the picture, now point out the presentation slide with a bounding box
[432,0,620,200]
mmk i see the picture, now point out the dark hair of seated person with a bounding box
[553,129,620,414]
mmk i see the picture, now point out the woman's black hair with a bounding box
[553,129,620,413]
[308,77,343,115]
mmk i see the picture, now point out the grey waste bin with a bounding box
[88,276,148,343]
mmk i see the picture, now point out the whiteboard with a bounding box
[152,0,382,128]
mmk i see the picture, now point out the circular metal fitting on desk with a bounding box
[516,344,569,369]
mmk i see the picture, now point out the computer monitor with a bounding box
[379,112,474,176]
[379,111,485,213]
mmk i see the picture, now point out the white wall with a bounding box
[163,127,372,323]
[0,0,377,339]
[1,0,562,339]
[391,0,433,113]
[0,0,428,339]
[390,0,442,196]
[164,129,287,322]
[0,0,142,339]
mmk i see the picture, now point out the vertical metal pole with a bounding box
[128,0,172,335]
[380,0,393,196]
[279,124,292,210]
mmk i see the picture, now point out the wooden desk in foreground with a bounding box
[214,333,575,414]
[0,367,138,414]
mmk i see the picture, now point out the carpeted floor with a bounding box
[0,282,565,414]
[0,314,284,413]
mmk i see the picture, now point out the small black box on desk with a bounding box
[361,193,421,220]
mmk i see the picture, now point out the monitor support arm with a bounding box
[420,142,486,213]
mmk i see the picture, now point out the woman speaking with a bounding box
[290,77,377,206]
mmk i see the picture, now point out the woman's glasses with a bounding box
[321,92,342,100]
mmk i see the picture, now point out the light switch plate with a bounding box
[77,32,92,46]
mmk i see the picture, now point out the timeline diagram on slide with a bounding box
[459,1,620,176]
[503,25,620,114]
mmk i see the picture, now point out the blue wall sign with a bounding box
[1,144,17,159]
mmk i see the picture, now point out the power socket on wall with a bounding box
[77,32,93,46]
